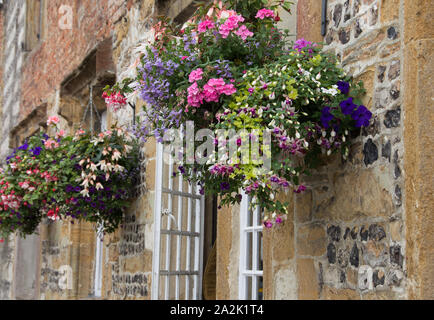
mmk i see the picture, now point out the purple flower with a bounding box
[321,107,334,128]
[248,88,254,94]
[352,105,372,127]
[339,97,357,115]
[337,81,350,95]
[29,147,42,156]
[74,186,81,192]
[65,185,74,193]
[178,166,185,174]
[220,182,230,191]
[18,142,29,151]
[264,220,273,228]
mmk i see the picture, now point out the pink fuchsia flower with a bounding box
[255,9,275,20]
[188,68,204,83]
[44,139,59,149]
[275,216,283,224]
[235,25,253,41]
[294,185,307,193]
[264,220,273,228]
[187,82,204,107]
[198,19,215,33]
[102,91,127,112]
[47,116,60,126]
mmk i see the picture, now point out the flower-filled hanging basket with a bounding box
[103,0,371,229]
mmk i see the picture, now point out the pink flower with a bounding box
[221,83,237,96]
[47,116,60,126]
[264,220,273,228]
[181,56,188,60]
[203,78,225,102]
[102,91,127,112]
[187,82,204,107]
[198,19,215,33]
[188,68,204,83]
[219,14,245,38]
[55,130,66,139]
[44,139,59,150]
[235,25,253,41]
[255,8,275,20]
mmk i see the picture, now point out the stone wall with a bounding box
[402,0,434,300]
[259,0,409,300]
[0,0,27,300]
[0,0,432,300]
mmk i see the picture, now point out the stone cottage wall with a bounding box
[0,0,27,300]
[0,0,432,300]
[216,0,423,300]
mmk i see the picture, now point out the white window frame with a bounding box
[93,110,107,297]
[152,142,205,300]
[239,192,263,300]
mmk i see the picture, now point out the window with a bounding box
[239,193,263,300]
[152,143,205,300]
[93,111,107,298]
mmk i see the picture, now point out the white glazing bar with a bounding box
[185,183,192,300]
[152,143,164,300]
[94,231,102,297]
[193,195,200,299]
[198,188,205,300]
[164,158,174,300]
[175,170,183,300]
[238,190,248,300]
[252,205,259,299]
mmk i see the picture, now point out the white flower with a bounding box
[98,160,107,171]
[90,163,98,172]
[80,188,90,197]
[112,149,122,161]
[81,178,89,188]
[113,165,124,173]
[96,183,104,190]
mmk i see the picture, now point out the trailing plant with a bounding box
[104,0,371,228]
[0,117,139,240]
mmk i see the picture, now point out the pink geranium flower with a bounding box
[235,25,253,41]
[47,116,60,126]
[198,19,215,33]
[187,82,204,107]
[255,8,275,20]
[218,14,245,38]
[188,68,204,83]
[44,139,59,150]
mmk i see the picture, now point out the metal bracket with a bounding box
[321,0,328,37]
[128,102,136,125]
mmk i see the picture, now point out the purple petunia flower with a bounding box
[31,147,42,156]
[339,97,357,115]
[337,81,350,95]
[321,107,334,128]
[220,182,230,191]
[351,105,372,127]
